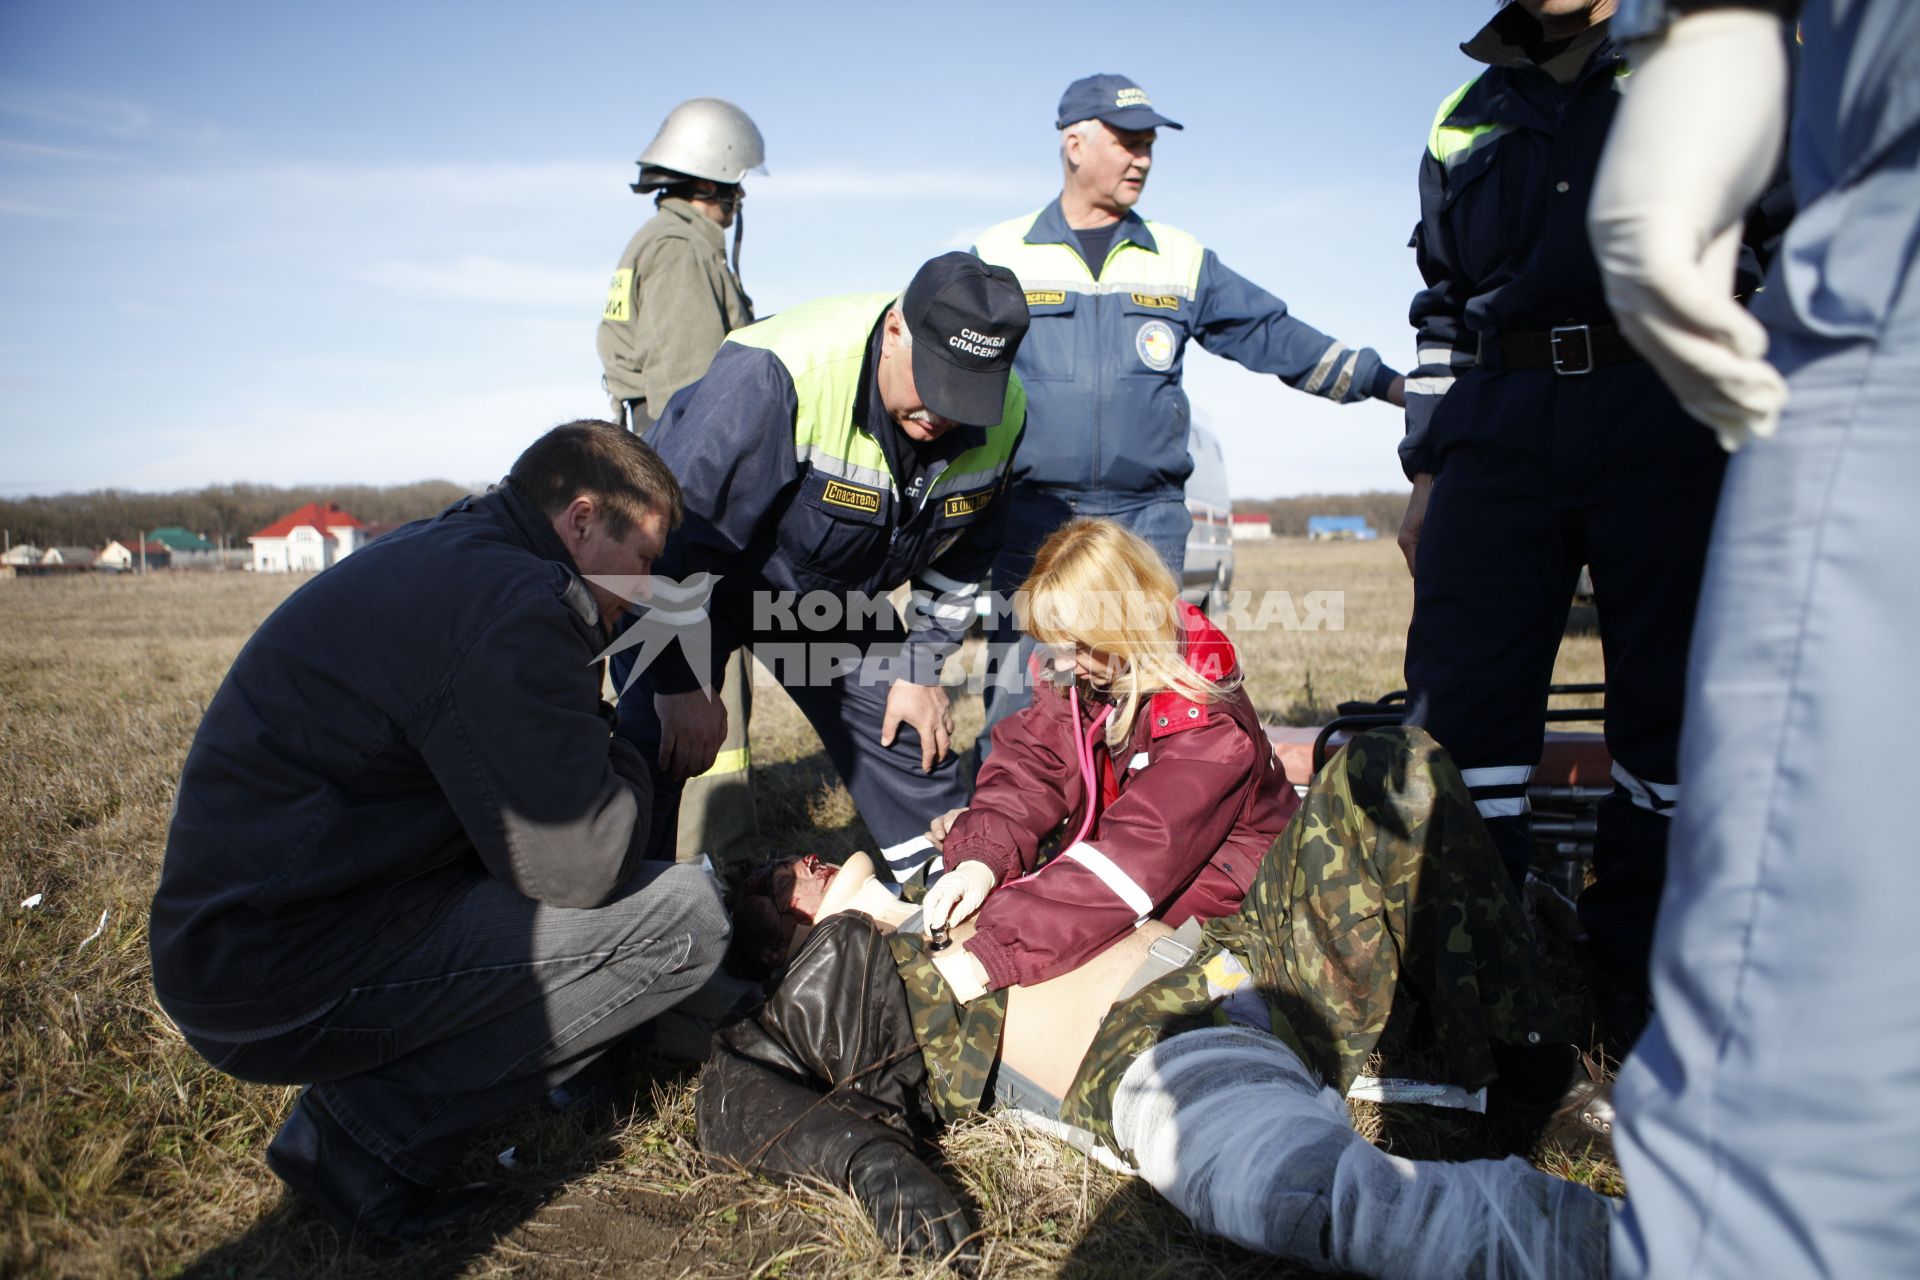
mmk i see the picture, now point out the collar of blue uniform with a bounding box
[1026,196,1159,258]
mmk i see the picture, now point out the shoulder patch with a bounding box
[942,487,993,519]
[601,268,633,322]
[1130,292,1180,310]
[821,480,882,513]
[1148,691,1210,738]
[1025,289,1066,306]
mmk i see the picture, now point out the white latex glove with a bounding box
[1589,10,1791,451]
[932,946,992,1004]
[922,859,995,932]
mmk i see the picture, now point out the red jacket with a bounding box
[950,601,1298,991]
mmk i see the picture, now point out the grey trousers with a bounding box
[1612,170,1920,1278]
[192,861,728,1183]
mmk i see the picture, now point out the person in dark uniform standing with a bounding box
[1396,0,1781,1048]
[614,254,1031,886]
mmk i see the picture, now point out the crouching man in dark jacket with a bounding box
[149,420,730,1241]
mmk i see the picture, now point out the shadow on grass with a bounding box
[1053,1177,1310,1279]
[751,749,874,864]
[179,1057,699,1280]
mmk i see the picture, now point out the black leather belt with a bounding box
[1482,324,1640,375]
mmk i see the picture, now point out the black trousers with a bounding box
[1404,362,1725,988]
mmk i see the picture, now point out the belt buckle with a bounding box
[1550,324,1594,376]
[1147,935,1197,967]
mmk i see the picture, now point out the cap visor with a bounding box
[913,343,1010,428]
[1100,106,1183,131]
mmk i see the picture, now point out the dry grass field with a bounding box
[0,540,1611,1278]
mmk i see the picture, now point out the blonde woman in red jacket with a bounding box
[920,517,1297,1000]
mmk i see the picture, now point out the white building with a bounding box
[0,544,44,565]
[1230,514,1274,542]
[249,502,367,573]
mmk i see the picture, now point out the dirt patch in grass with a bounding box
[0,547,1618,1276]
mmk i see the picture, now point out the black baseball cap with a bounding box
[900,253,1030,428]
[1055,74,1183,132]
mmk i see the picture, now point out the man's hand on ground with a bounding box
[880,681,953,773]
[655,688,727,780]
[1398,472,1434,577]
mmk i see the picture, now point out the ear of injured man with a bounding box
[698,729,1615,1277]
[920,517,1300,1002]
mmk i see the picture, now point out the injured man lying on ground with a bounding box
[696,728,1615,1278]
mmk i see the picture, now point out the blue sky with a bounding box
[1,2,1485,499]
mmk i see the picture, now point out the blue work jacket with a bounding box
[641,292,1025,692]
[975,199,1397,497]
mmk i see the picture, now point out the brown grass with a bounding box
[0,542,1617,1277]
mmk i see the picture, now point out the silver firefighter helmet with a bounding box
[633,98,767,191]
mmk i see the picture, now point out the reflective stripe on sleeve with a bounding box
[919,567,976,595]
[1327,350,1360,401]
[1303,342,1348,395]
[1059,841,1154,920]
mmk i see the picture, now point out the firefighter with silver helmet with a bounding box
[597,98,767,878]
[597,97,766,432]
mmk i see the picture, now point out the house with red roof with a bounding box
[249,501,367,573]
[1229,512,1274,541]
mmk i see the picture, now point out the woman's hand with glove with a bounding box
[1588,9,1792,450]
[922,859,995,932]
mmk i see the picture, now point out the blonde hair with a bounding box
[1020,518,1237,751]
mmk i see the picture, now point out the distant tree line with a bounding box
[1235,491,1412,539]
[0,480,476,550]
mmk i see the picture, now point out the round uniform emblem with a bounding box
[1136,319,1176,371]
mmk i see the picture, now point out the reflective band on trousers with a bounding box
[695,746,750,779]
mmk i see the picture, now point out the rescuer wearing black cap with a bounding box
[609,253,1030,880]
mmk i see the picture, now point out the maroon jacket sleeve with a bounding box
[963,709,1260,991]
[940,686,1081,885]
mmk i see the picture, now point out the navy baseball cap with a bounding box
[1055,74,1183,132]
[901,253,1030,428]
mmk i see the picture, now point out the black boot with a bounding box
[266,1091,497,1243]
[1488,1042,1616,1162]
